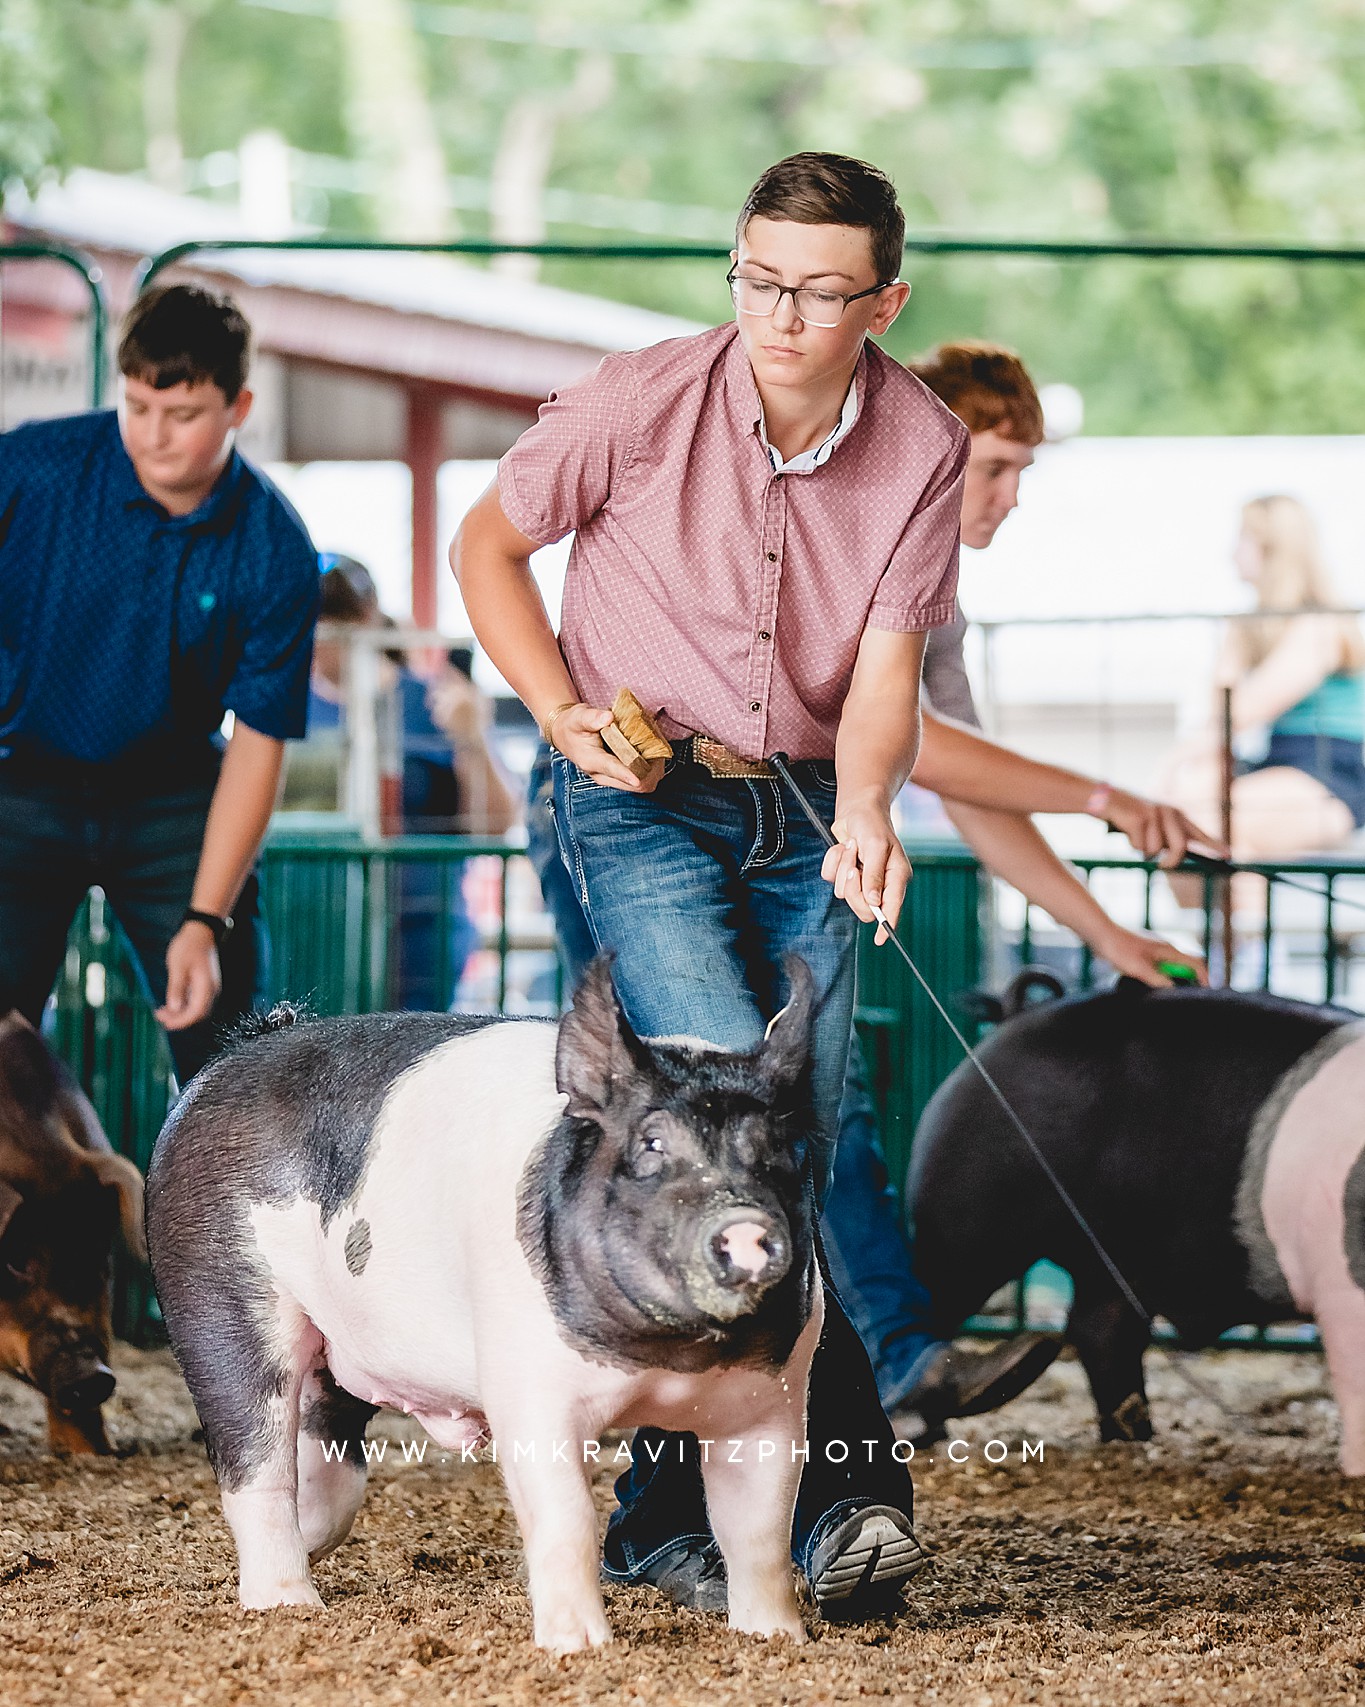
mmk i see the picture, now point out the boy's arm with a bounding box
[157,722,284,1032]
[450,483,644,792]
[828,627,926,944]
[914,711,1225,863]
[942,800,1207,985]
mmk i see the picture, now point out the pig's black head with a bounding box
[518,955,819,1373]
[0,1013,146,1451]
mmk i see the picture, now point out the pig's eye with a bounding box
[627,1123,669,1179]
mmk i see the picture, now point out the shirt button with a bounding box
[757,630,771,641]
[749,701,761,713]
[766,551,778,562]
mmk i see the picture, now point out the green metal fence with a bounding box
[0,242,109,411]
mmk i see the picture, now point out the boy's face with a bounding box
[731,216,909,398]
[118,374,252,511]
[960,428,1036,550]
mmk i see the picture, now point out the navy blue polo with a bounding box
[0,409,320,767]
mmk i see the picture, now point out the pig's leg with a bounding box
[1068,1282,1153,1443]
[296,1360,377,1562]
[1311,1287,1365,1474]
[173,1290,324,1609]
[700,1420,806,1641]
[487,1401,611,1653]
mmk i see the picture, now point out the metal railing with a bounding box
[0,242,108,411]
[136,231,1365,294]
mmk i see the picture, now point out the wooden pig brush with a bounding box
[601,688,672,784]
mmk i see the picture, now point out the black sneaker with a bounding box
[892,1333,1063,1436]
[602,1537,729,1614]
[805,1503,928,1618]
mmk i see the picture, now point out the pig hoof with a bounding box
[730,1611,807,1643]
[534,1611,613,1653]
[1099,1394,1151,1442]
[239,1581,325,1610]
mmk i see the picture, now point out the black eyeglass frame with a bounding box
[725,266,899,326]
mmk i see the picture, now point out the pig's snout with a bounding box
[50,1355,115,1416]
[705,1211,788,1291]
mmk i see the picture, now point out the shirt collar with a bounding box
[762,372,860,475]
[723,326,866,474]
[112,417,247,530]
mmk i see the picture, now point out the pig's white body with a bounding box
[1257,1022,1365,1473]
[219,1021,821,1649]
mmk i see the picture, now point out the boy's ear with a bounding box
[230,387,254,430]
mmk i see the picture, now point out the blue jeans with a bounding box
[0,755,263,1084]
[551,749,914,1577]
[822,1039,944,1412]
[525,745,598,988]
[390,860,479,1011]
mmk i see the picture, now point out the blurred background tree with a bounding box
[5,0,1365,431]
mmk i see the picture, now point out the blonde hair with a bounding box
[1237,495,1365,673]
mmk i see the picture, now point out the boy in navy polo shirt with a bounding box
[0,284,319,1080]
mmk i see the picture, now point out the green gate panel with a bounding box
[853,839,983,1195]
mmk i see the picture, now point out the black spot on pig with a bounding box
[299,1360,377,1458]
[147,1008,530,1488]
[517,955,819,1374]
[1343,1146,1365,1296]
[344,1219,372,1277]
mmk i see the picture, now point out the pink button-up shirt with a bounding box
[498,322,967,761]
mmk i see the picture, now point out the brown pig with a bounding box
[0,1012,146,1453]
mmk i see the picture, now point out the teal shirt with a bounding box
[1273,671,1365,743]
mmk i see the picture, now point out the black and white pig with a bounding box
[145,957,822,1651]
[908,973,1365,1469]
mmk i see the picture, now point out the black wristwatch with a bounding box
[180,907,234,947]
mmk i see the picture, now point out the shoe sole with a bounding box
[949,1334,1063,1420]
[809,1507,927,1607]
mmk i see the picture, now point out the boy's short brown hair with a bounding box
[909,339,1045,445]
[118,283,251,403]
[737,153,905,286]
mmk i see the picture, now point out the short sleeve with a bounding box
[497,354,640,546]
[223,513,321,740]
[920,603,981,727]
[866,425,968,633]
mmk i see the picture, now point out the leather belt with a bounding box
[686,736,776,779]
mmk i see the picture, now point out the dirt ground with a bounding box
[2,1340,1363,1707]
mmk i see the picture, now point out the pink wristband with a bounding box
[1085,784,1113,818]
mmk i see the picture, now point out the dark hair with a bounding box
[319,556,379,624]
[909,339,1045,445]
[118,283,252,403]
[737,153,905,285]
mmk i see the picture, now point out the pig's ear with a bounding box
[86,1152,148,1267]
[760,955,817,1092]
[0,1013,61,1121]
[556,954,651,1117]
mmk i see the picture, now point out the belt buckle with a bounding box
[693,736,774,779]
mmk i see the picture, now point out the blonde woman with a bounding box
[1167,495,1365,866]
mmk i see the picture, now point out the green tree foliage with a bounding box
[8,0,1365,432]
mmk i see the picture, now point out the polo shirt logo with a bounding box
[199,592,217,611]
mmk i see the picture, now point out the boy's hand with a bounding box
[822,797,911,945]
[550,703,656,793]
[1091,922,1208,987]
[157,922,222,1031]
[1103,788,1228,867]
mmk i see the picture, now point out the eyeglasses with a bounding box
[727,267,903,328]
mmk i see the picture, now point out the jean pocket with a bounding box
[805,760,838,794]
